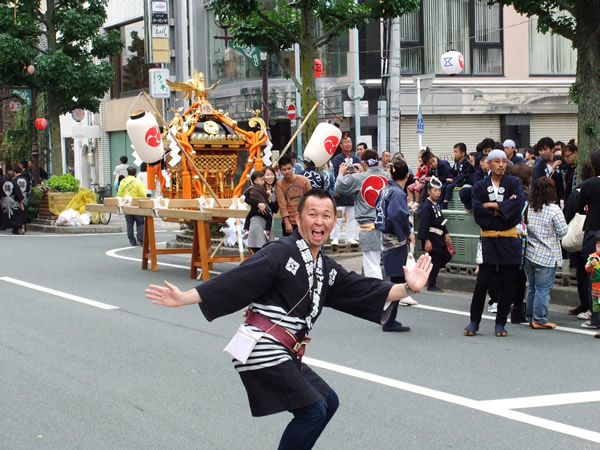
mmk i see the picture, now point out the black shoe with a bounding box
[427,286,444,293]
[129,240,137,246]
[568,306,587,316]
[382,321,411,332]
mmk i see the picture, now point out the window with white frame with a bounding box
[399,0,503,76]
[529,16,576,75]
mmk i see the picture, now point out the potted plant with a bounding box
[32,174,80,219]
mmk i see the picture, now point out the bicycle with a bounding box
[90,183,113,224]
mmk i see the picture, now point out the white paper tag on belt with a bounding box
[223,324,262,364]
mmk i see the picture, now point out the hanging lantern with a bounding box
[440,51,464,75]
[27,65,35,75]
[314,58,323,78]
[34,118,48,130]
[303,122,342,167]
[126,110,164,164]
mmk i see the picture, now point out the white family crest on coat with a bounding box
[328,269,337,286]
[285,257,300,275]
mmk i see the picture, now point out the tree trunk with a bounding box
[300,6,317,144]
[575,0,600,168]
[48,94,63,175]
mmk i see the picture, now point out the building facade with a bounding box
[85,0,577,184]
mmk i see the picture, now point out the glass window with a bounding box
[399,0,502,76]
[529,16,576,75]
[111,20,158,98]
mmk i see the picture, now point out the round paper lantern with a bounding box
[34,118,48,130]
[314,58,323,78]
[27,65,35,75]
[440,51,464,75]
[303,122,342,167]
[126,110,164,164]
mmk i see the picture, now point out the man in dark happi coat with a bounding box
[0,170,25,234]
[146,189,432,449]
[464,150,526,337]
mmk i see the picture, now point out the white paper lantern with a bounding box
[303,122,342,167]
[440,51,464,75]
[126,110,164,164]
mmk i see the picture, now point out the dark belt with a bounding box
[244,310,311,360]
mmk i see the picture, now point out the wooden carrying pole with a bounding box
[275,101,319,167]
[140,91,223,208]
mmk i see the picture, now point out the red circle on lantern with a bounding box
[35,118,48,130]
[323,135,339,155]
[145,125,162,147]
[361,175,388,207]
[315,58,323,78]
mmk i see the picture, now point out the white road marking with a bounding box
[304,357,600,444]
[0,276,119,310]
[105,244,222,275]
[479,391,600,410]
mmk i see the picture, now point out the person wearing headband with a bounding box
[442,143,474,210]
[418,176,453,292]
[464,149,526,337]
[301,158,325,190]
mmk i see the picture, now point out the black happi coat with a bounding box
[16,173,31,215]
[417,199,448,253]
[0,177,25,229]
[450,158,474,187]
[472,175,526,266]
[196,230,393,416]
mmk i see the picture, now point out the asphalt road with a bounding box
[1,227,599,449]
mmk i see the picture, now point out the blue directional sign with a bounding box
[417,105,424,134]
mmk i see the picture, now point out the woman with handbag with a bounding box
[563,161,594,318]
[524,177,568,329]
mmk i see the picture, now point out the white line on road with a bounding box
[0,276,119,310]
[479,391,600,410]
[304,357,600,444]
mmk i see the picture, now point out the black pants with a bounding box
[470,263,519,325]
[428,249,452,288]
[512,267,527,307]
[380,275,406,326]
[571,251,590,310]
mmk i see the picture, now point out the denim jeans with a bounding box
[523,258,557,324]
[125,214,144,245]
[278,388,339,450]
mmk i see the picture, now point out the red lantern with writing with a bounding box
[315,58,323,78]
[35,118,48,130]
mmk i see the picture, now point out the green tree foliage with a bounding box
[0,0,123,175]
[211,0,419,141]
[488,0,599,165]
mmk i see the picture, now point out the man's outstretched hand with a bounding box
[145,281,200,307]
[403,253,433,292]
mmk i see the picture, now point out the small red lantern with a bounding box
[315,58,323,78]
[35,118,48,130]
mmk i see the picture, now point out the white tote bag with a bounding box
[562,213,585,253]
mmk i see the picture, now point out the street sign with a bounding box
[417,105,424,135]
[9,102,22,112]
[287,104,296,120]
[149,68,170,98]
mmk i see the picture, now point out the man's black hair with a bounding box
[297,189,335,215]
[536,137,555,151]
[278,155,293,167]
[120,155,128,164]
[421,150,435,164]
[454,143,467,154]
[480,138,495,152]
